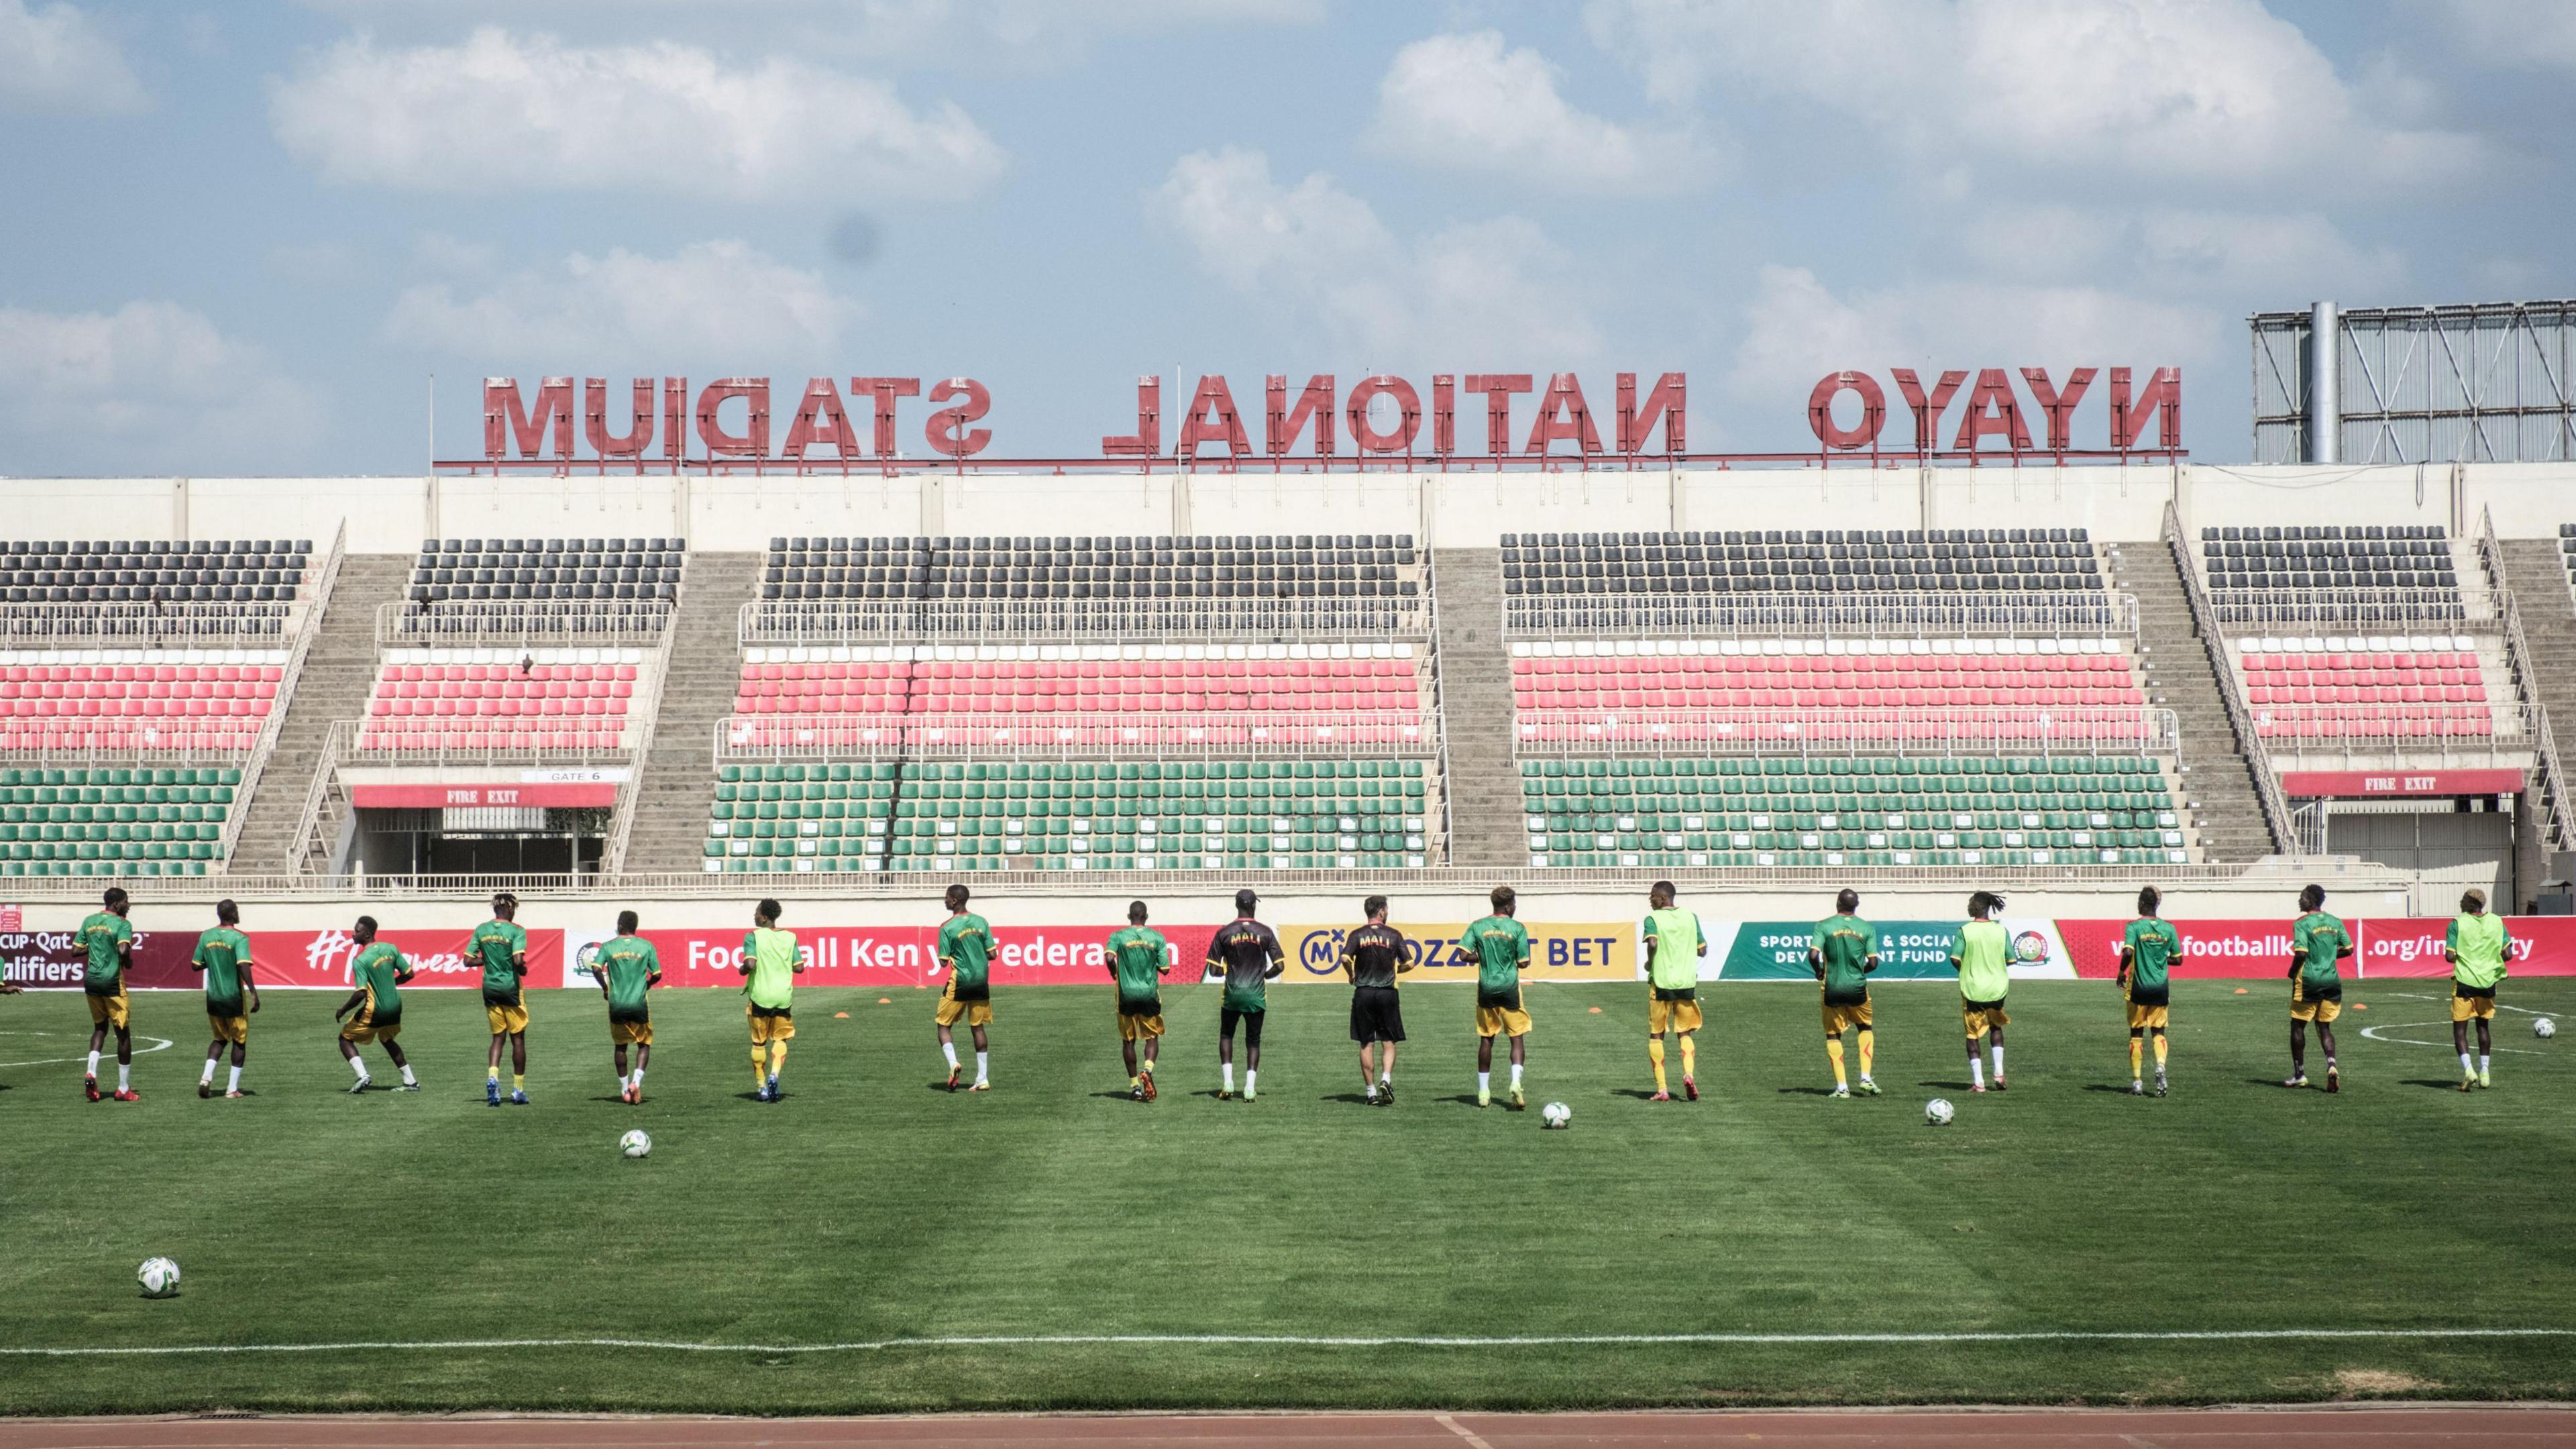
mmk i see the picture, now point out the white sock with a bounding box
[632,1066,645,1089]
[619,1074,632,1094]
[1477,1070,1491,1093]
[1222,1063,1234,1091]
[1991,1044,2004,1077]
[2479,1053,2491,1074]
[975,1050,989,1084]
[350,1056,369,1080]
[1969,1055,1985,1088]
[2462,1051,2476,1074]
[200,1060,215,1085]
[117,1063,130,1091]
[400,1063,417,1085]
[1364,1081,1377,1099]
[1510,1063,1523,1089]
[87,1049,99,1078]
[1244,1069,1256,1095]
[1378,1069,1390,1085]
[226,1065,241,1092]
[943,1041,959,1070]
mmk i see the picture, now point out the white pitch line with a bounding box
[2359,1020,2544,1055]
[0,1328,2568,1358]
[0,1030,175,1070]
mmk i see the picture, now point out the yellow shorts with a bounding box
[207,1014,248,1045]
[486,1002,529,1035]
[2126,1002,2171,1030]
[1650,996,1704,1034]
[747,1004,794,1044]
[85,991,129,1030]
[1962,1002,2010,1037]
[341,1012,399,1044]
[2451,988,2498,1022]
[1477,1005,1534,1038]
[1118,1010,1165,1041]
[610,1018,655,1046]
[2289,979,2341,1023]
[934,981,993,1028]
[1821,999,1872,1034]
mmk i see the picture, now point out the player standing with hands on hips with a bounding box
[2445,888,2512,1091]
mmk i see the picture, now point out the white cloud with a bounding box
[1728,263,2217,413]
[268,27,1004,201]
[833,0,1324,64]
[1951,206,2406,295]
[0,0,144,113]
[1147,147,1598,365]
[1586,0,2474,186]
[1370,30,1705,193]
[384,239,863,362]
[2443,0,2576,69]
[0,301,319,468]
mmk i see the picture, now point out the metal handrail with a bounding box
[2249,701,2540,745]
[333,717,637,766]
[0,600,304,647]
[1503,589,2137,639]
[2476,506,2576,850]
[286,714,345,875]
[377,599,674,647]
[715,710,1437,760]
[1512,706,2178,757]
[2204,584,2498,633]
[1425,554,1452,866]
[742,594,1432,645]
[221,519,345,867]
[602,621,682,875]
[2165,499,2296,854]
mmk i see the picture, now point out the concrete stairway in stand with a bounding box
[227,555,415,873]
[2106,540,2279,863]
[1428,547,1525,870]
[619,553,763,873]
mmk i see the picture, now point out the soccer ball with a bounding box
[619,1129,652,1159]
[2536,1017,2557,1040]
[137,1257,180,1298]
[1925,1098,1956,1126]
[1540,1101,1572,1129]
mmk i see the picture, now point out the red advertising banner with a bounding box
[2279,769,2524,798]
[348,784,619,808]
[2058,916,2576,979]
[0,926,569,991]
[568,923,1224,991]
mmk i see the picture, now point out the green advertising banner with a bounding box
[1709,919,2074,981]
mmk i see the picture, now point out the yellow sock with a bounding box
[1827,1036,1847,1085]
[2153,1033,2168,1067]
[769,1040,788,1073]
[1857,1030,1875,1078]
[1680,1034,1697,1079]
[2129,1037,2143,1077]
[511,1073,525,1093]
[1648,1037,1667,1093]
[753,1044,769,1085]
[1140,1057,1154,1075]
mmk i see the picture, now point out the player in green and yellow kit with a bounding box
[2445,888,2513,1091]
[2286,883,2355,1092]
[936,883,996,1092]
[80,885,138,1102]
[1465,886,1533,1110]
[1949,892,2012,1093]
[1104,900,1169,1100]
[740,898,801,1102]
[333,916,419,1093]
[191,898,259,1099]
[1643,880,1709,1101]
[592,910,662,1104]
[2118,886,2181,1096]
[474,892,532,1106]
[1808,888,1880,1098]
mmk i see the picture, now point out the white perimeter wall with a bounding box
[6,462,2572,552]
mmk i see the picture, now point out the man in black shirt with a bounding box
[1340,894,1413,1106]
[1204,888,1285,1102]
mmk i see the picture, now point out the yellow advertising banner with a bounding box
[1271,922,1635,985]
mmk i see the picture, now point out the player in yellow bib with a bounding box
[1948,891,2012,1093]
[2445,888,2513,1091]
[1642,880,1709,1101]
[739,898,802,1102]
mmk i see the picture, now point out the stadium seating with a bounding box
[1498,529,2100,595]
[732,644,1424,719]
[0,539,312,606]
[2199,525,2457,595]
[0,649,284,751]
[0,764,239,875]
[356,647,642,751]
[759,535,1420,602]
[403,538,684,606]
[1519,755,2186,868]
[2235,636,2498,739]
[1511,639,2140,710]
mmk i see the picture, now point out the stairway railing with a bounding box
[2164,499,2295,855]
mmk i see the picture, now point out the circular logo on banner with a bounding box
[2010,930,2051,966]
[1297,929,1345,976]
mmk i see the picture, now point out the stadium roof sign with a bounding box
[1807,366,2182,455]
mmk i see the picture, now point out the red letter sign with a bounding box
[851,377,921,457]
[484,376,574,461]
[923,378,992,458]
[1346,375,1421,454]
[1461,374,1532,457]
[583,377,653,458]
[1525,373,1602,455]
[2110,367,2182,450]
[1177,375,1251,460]
[2020,367,2097,452]
[781,378,861,460]
[1890,368,1968,453]
[695,378,769,458]
[1101,376,1161,458]
[1952,368,2033,451]
[1265,374,1336,457]
[1618,372,1686,455]
[1806,372,1885,450]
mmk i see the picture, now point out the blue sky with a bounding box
[0,0,2568,476]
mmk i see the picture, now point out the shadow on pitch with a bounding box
[2400,1078,2473,1091]
[1774,1085,1838,1096]
[1918,1080,1977,1091]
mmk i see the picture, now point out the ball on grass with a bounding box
[1540,1101,1571,1129]
[619,1129,653,1159]
[2536,1016,2557,1040]
[138,1257,180,1298]
[1925,1097,1956,1126]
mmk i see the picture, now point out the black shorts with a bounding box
[1220,1006,1265,1046]
[2455,983,2497,1001]
[1350,986,1405,1044]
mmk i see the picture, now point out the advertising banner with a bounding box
[2279,769,2524,798]
[1712,918,2074,983]
[1277,922,1632,986]
[2,926,568,991]
[348,783,618,808]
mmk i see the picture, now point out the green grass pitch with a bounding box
[1,976,2571,1413]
